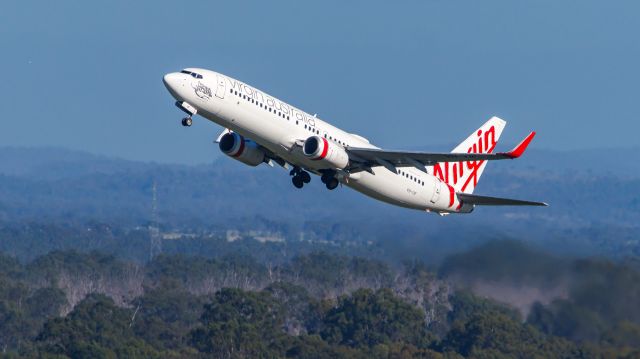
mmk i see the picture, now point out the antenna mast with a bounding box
[149,180,161,260]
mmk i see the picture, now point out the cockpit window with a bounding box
[180,70,203,79]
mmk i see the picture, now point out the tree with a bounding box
[36,294,159,358]
[190,288,286,358]
[441,311,577,358]
[264,281,314,335]
[321,288,429,349]
[131,283,206,350]
[283,334,367,359]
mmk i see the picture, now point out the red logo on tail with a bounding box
[433,125,497,195]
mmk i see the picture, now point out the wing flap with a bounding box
[457,192,548,206]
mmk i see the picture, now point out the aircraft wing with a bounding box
[457,192,548,206]
[346,132,536,171]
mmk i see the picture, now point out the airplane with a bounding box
[163,68,547,215]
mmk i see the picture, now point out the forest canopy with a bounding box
[0,240,639,358]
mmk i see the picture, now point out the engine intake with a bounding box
[303,136,325,159]
[302,136,349,169]
[219,132,266,167]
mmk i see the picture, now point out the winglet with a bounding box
[502,131,536,158]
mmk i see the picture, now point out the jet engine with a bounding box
[219,132,266,167]
[302,136,349,169]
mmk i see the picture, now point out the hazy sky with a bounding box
[2,1,639,164]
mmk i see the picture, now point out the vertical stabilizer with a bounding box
[433,116,506,194]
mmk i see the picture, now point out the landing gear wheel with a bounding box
[292,176,304,189]
[321,171,336,184]
[300,171,311,184]
[326,178,339,190]
[181,117,193,127]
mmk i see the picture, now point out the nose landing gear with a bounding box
[181,117,193,127]
[290,168,311,189]
[176,101,197,127]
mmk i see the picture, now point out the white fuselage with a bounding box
[163,68,459,213]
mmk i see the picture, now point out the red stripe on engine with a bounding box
[318,138,329,159]
[232,136,245,157]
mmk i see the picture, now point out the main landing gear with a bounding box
[290,168,311,189]
[321,171,339,190]
[288,168,339,190]
[181,117,193,127]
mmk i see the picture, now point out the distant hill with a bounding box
[0,146,638,260]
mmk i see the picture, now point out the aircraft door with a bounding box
[430,179,441,204]
[215,74,226,99]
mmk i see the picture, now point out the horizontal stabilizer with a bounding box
[457,192,548,206]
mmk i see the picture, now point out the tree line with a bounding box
[1,247,640,358]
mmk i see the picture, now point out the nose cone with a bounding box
[163,72,181,92]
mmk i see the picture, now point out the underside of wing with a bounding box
[457,192,548,206]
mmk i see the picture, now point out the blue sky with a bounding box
[1,1,639,164]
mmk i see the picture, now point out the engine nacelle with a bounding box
[219,132,266,167]
[302,136,349,169]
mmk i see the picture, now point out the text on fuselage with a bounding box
[226,78,318,127]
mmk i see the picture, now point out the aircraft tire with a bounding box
[326,178,339,190]
[301,171,311,183]
[292,176,304,189]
